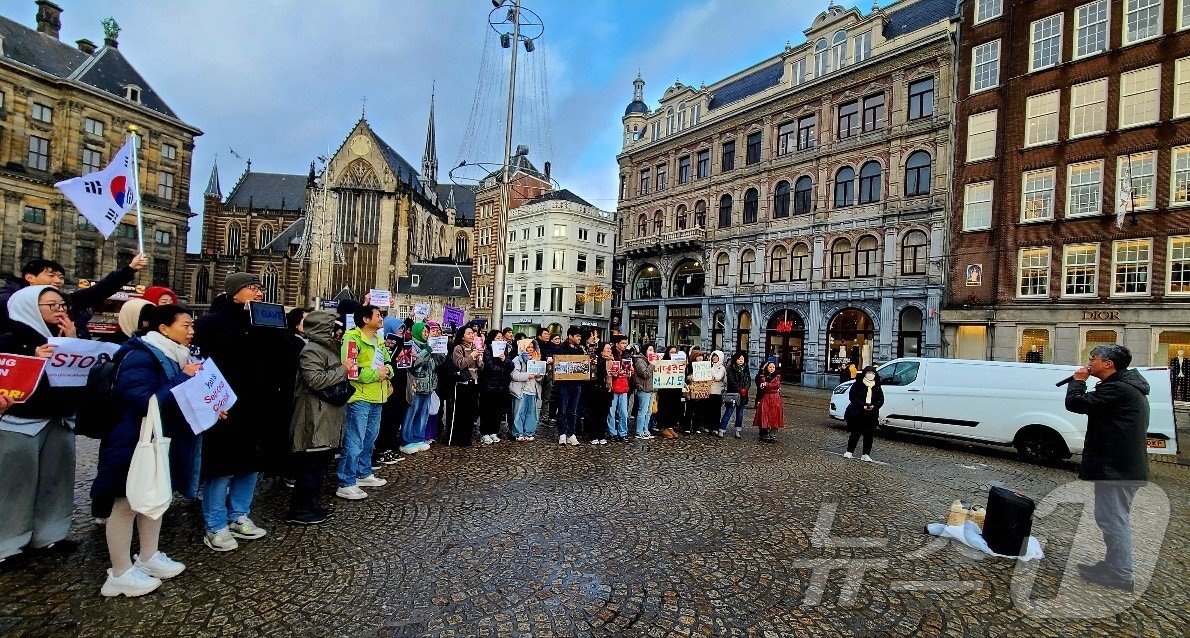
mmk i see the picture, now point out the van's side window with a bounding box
[881,362,919,386]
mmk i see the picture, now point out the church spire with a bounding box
[422,85,438,191]
[204,159,222,200]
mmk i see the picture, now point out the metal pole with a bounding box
[492,0,521,330]
[127,125,145,255]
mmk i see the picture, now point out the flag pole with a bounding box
[127,124,145,254]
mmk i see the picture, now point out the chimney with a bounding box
[35,1,63,39]
[76,38,96,55]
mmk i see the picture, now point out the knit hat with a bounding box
[141,286,178,305]
[765,355,779,365]
[224,272,261,297]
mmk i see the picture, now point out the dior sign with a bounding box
[1082,310,1121,321]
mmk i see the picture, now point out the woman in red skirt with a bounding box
[753,357,783,443]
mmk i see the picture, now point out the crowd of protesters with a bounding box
[0,267,787,599]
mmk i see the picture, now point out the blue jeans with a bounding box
[607,393,629,437]
[513,394,539,437]
[557,384,583,436]
[202,472,258,533]
[720,400,745,431]
[634,391,653,436]
[338,401,383,487]
[401,393,432,445]
[186,435,203,500]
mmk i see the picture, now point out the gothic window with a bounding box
[455,232,469,261]
[226,222,242,256]
[262,265,279,303]
[258,224,274,249]
[195,267,210,304]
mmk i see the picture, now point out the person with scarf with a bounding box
[478,329,514,444]
[400,322,443,455]
[719,352,751,438]
[442,323,483,446]
[0,254,147,338]
[656,346,684,439]
[753,357,783,443]
[707,350,727,437]
[288,311,348,520]
[509,339,543,441]
[606,341,632,443]
[101,297,155,345]
[629,345,655,440]
[0,286,81,566]
[93,305,202,597]
[844,365,884,461]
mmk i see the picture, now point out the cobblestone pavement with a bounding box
[1,389,1186,637]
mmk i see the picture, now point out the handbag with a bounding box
[314,379,355,407]
[723,392,741,406]
[126,395,172,520]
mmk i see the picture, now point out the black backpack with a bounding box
[74,348,131,439]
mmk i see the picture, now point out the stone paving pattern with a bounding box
[0,389,1186,637]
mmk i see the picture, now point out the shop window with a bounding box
[671,260,705,297]
[711,311,725,353]
[737,310,752,353]
[898,307,923,358]
[765,310,805,382]
[1081,329,1119,365]
[1019,328,1050,363]
[828,309,874,371]
[1158,331,1190,401]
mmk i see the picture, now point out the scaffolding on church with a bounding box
[295,165,346,303]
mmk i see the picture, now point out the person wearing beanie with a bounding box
[141,286,178,306]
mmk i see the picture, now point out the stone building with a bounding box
[501,189,616,337]
[613,0,955,387]
[0,2,201,291]
[942,0,1190,370]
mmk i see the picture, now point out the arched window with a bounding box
[262,265,279,303]
[769,245,788,282]
[901,230,928,275]
[714,252,730,286]
[718,194,733,228]
[455,232,469,261]
[195,266,210,304]
[859,161,882,204]
[791,243,810,281]
[676,204,688,230]
[637,213,649,237]
[814,38,829,76]
[678,101,686,130]
[652,210,663,235]
[832,30,848,69]
[226,222,242,256]
[905,151,932,196]
[666,107,675,134]
[693,200,707,228]
[743,188,759,223]
[773,181,791,218]
[899,307,923,357]
[671,260,705,297]
[830,238,853,278]
[257,224,274,249]
[834,166,855,207]
[634,265,662,299]
[855,235,879,278]
[737,310,752,353]
[794,176,814,214]
[740,249,756,284]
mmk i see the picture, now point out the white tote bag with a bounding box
[126,395,172,519]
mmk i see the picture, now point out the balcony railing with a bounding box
[624,227,707,253]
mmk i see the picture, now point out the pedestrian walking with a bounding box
[843,366,883,461]
[335,304,392,501]
[630,345,655,440]
[479,329,514,444]
[753,358,783,443]
[1065,344,1150,592]
[719,352,750,438]
[509,339,543,441]
[287,310,348,520]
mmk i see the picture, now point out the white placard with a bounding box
[170,359,238,435]
[369,289,391,308]
[526,360,547,376]
[413,302,430,320]
[692,361,712,382]
[45,337,119,387]
[491,341,507,357]
[428,335,449,355]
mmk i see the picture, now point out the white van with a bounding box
[827,358,1179,463]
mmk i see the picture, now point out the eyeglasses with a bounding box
[38,302,68,312]
[244,284,263,292]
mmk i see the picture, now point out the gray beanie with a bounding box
[224,272,261,297]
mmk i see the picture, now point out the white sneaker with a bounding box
[356,474,387,487]
[861,454,875,463]
[100,565,161,597]
[558,435,567,445]
[843,452,854,459]
[229,516,267,540]
[134,551,186,579]
[399,444,419,455]
[599,439,608,445]
[203,528,239,552]
[567,435,579,446]
[414,441,431,452]
[336,485,368,500]
[491,435,501,443]
[527,435,535,441]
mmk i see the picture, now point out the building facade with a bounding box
[942,0,1190,374]
[614,0,955,387]
[501,189,616,337]
[0,2,201,292]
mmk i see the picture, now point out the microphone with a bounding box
[1055,375,1076,387]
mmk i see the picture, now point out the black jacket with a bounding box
[0,266,137,339]
[479,344,514,394]
[845,380,885,431]
[1065,368,1151,481]
[0,320,81,419]
[725,363,751,394]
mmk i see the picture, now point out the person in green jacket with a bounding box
[335,305,393,501]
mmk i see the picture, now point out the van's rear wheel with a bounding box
[1015,426,1070,464]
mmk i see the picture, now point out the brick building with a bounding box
[942,0,1190,375]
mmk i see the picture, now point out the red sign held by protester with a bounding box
[0,354,48,403]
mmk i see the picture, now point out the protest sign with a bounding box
[443,305,464,329]
[472,335,484,351]
[491,341,507,358]
[691,361,712,382]
[607,360,621,377]
[671,351,687,363]
[170,359,237,435]
[428,335,449,355]
[647,352,661,363]
[413,302,430,320]
[369,289,391,308]
[553,354,591,381]
[526,360,547,376]
[394,344,414,369]
[652,361,686,389]
[0,354,47,402]
[45,338,119,387]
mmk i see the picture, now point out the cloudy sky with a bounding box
[47,0,836,249]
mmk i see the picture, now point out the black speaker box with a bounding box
[983,486,1035,556]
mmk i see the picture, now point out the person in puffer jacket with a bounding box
[630,346,655,440]
[400,322,443,455]
[478,329,514,444]
[707,350,727,437]
[719,351,751,438]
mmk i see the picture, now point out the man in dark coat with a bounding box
[191,273,291,552]
[1065,343,1150,592]
[0,255,147,338]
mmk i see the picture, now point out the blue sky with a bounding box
[46,0,836,249]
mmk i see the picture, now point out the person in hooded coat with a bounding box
[0,286,81,564]
[101,298,155,346]
[844,365,884,461]
[753,357,783,443]
[287,311,348,524]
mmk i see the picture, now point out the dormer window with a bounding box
[453,276,462,288]
[411,274,420,287]
[124,85,141,103]
[814,39,829,76]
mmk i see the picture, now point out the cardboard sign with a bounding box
[553,354,591,381]
[369,289,391,308]
[652,361,686,390]
[170,359,238,435]
[428,335,449,355]
[691,361,712,382]
[443,305,464,329]
[45,338,119,387]
[413,302,430,320]
[607,360,621,377]
[526,360,547,376]
[0,354,47,402]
